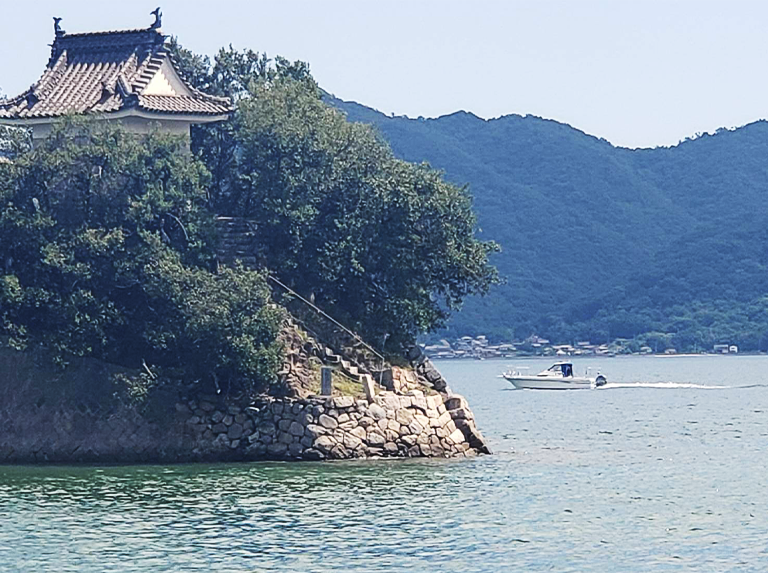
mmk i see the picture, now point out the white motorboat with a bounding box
[502,362,607,390]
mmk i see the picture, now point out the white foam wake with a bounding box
[600,382,731,390]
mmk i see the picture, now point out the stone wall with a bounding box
[206,389,489,460]
[0,345,489,464]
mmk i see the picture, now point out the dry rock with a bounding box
[350,426,367,440]
[332,396,354,409]
[318,414,338,429]
[448,428,466,445]
[267,442,288,456]
[343,434,363,449]
[314,435,336,453]
[330,444,348,458]
[395,409,414,425]
[305,424,326,439]
[289,421,305,437]
[228,423,244,440]
[385,430,400,442]
[368,403,387,420]
[408,421,424,435]
[367,431,386,447]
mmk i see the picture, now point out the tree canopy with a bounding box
[171,44,500,351]
[0,45,498,397]
[0,122,283,398]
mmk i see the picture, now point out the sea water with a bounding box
[1,355,767,572]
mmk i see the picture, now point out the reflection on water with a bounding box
[2,355,768,572]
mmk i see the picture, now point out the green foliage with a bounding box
[4,50,503,407]
[0,126,31,161]
[331,99,768,351]
[231,79,498,350]
[169,44,499,352]
[170,42,317,210]
[0,88,32,160]
[0,121,283,396]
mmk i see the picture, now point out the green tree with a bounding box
[170,44,499,351]
[228,78,498,350]
[170,42,314,207]
[0,87,31,160]
[0,121,283,398]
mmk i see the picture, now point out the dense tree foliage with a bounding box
[0,122,283,398]
[0,126,30,161]
[171,45,500,351]
[0,89,31,160]
[0,44,499,398]
[332,98,768,351]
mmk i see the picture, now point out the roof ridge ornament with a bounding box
[53,17,65,37]
[150,7,162,30]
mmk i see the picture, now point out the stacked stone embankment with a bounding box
[0,343,489,463]
[185,389,486,461]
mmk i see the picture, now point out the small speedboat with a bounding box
[502,362,607,390]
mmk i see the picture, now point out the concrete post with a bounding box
[321,367,333,396]
[361,374,376,403]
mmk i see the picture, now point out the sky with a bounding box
[1,0,767,149]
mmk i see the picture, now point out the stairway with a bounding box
[215,217,259,268]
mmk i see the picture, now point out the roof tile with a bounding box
[0,26,232,121]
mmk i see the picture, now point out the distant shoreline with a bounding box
[432,352,768,362]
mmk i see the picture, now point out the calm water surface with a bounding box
[2,355,768,571]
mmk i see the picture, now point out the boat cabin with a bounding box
[543,362,574,377]
[0,12,232,145]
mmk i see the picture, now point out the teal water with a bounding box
[2,355,768,571]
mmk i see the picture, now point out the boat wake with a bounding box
[600,382,731,390]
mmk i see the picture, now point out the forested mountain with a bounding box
[329,96,768,351]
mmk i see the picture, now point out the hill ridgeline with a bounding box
[329,96,768,351]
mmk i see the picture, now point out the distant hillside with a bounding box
[329,96,768,350]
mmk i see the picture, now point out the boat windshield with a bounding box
[547,363,573,377]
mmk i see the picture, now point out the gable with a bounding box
[0,24,231,122]
[141,58,194,97]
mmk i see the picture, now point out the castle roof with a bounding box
[0,23,232,123]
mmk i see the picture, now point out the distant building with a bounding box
[0,14,231,145]
[729,345,739,354]
[713,344,729,354]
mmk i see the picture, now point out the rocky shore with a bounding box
[184,389,488,461]
[0,344,489,464]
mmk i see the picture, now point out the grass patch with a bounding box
[307,358,365,399]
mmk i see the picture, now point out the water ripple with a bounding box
[2,356,768,571]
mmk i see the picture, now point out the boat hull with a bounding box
[503,375,595,390]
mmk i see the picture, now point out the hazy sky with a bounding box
[1,0,766,148]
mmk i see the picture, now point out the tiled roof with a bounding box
[0,27,232,121]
